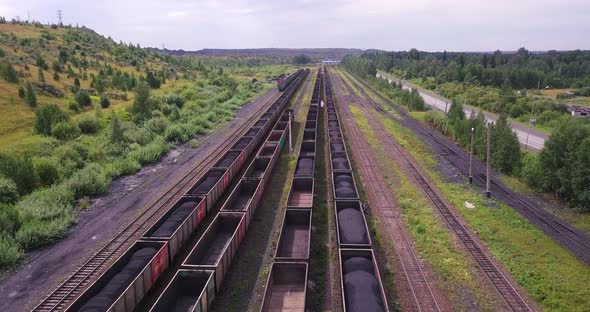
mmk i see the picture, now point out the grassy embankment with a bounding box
[347,100,492,311]
[347,71,590,311]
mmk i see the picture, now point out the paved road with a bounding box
[376,72,548,151]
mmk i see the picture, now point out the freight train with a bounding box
[63,69,309,312]
[324,67,389,312]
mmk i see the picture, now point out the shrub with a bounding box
[75,90,92,107]
[34,104,69,135]
[51,121,81,140]
[103,157,141,177]
[100,96,110,108]
[124,126,152,145]
[68,101,80,113]
[0,204,21,237]
[54,145,84,178]
[0,153,36,195]
[145,117,169,134]
[25,82,37,107]
[0,60,18,83]
[18,86,25,98]
[0,236,23,268]
[163,93,185,108]
[33,157,60,187]
[521,153,543,190]
[17,184,74,221]
[77,116,99,134]
[128,137,169,165]
[110,115,124,142]
[164,124,190,143]
[66,164,111,197]
[0,176,18,204]
[15,215,75,250]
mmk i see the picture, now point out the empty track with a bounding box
[33,91,284,311]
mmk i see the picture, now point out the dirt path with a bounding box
[336,70,537,311]
[328,69,451,312]
[0,88,278,312]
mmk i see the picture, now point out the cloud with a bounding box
[2,0,589,51]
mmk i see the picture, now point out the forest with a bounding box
[341,52,590,213]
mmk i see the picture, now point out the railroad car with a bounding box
[277,69,303,91]
[275,209,312,261]
[287,177,314,209]
[294,155,315,177]
[141,196,207,261]
[335,200,372,248]
[300,141,316,157]
[339,249,388,312]
[267,129,288,151]
[66,241,169,312]
[182,212,246,292]
[219,179,264,228]
[149,269,215,312]
[243,157,272,186]
[302,129,316,141]
[331,151,352,171]
[260,262,308,312]
[186,168,230,213]
[256,142,280,172]
[231,136,255,163]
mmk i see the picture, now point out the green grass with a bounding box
[349,104,491,311]
[373,110,590,312]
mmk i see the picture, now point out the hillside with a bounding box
[0,22,191,153]
[0,21,292,270]
[154,47,365,60]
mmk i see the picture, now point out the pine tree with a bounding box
[110,114,124,143]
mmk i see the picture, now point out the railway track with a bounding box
[33,90,284,312]
[344,70,590,266]
[327,69,444,312]
[335,69,533,311]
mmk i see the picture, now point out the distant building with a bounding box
[568,106,590,118]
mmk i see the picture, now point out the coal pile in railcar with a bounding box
[332,155,349,170]
[78,248,158,311]
[295,157,314,176]
[342,257,385,312]
[151,200,199,237]
[190,171,223,194]
[338,209,367,244]
[334,173,356,198]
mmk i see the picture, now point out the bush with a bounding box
[77,116,99,134]
[0,154,36,195]
[0,204,21,237]
[0,60,18,83]
[15,215,75,250]
[66,164,111,197]
[34,104,69,135]
[521,153,543,190]
[75,90,92,107]
[33,157,60,187]
[0,176,18,204]
[128,137,169,165]
[0,236,23,268]
[100,96,110,108]
[103,157,141,177]
[164,124,190,143]
[25,82,37,107]
[51,121,81,140]
[17,184,74,221]
[145,117,169,134]
[163,94,185,108]
[18,86,25,98]
[68,101,80,113]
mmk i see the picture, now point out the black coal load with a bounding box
[245,128,260,137]
[343,257,385,312]
[331,142,345,152]
[217,152,239,168]
[295,157,314,176]
[191,171,223,194]
[332,156,349,170]
[338,209,367,244]
[328,121,339,128]
[151,200,199,237]
[233,138,251,150]
[329,130,341,138]
[334,174,356,198]
[79,247,158,311]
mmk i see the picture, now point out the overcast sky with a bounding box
[2,0,589,51]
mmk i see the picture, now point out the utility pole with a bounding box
[288,109,293,154]
[469,127,474,184]
[525,81,548,150]
[486,122,491,198]
[57,9,63,26]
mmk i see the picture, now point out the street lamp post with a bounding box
[469,127,474,184]
[486,122,491,198]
